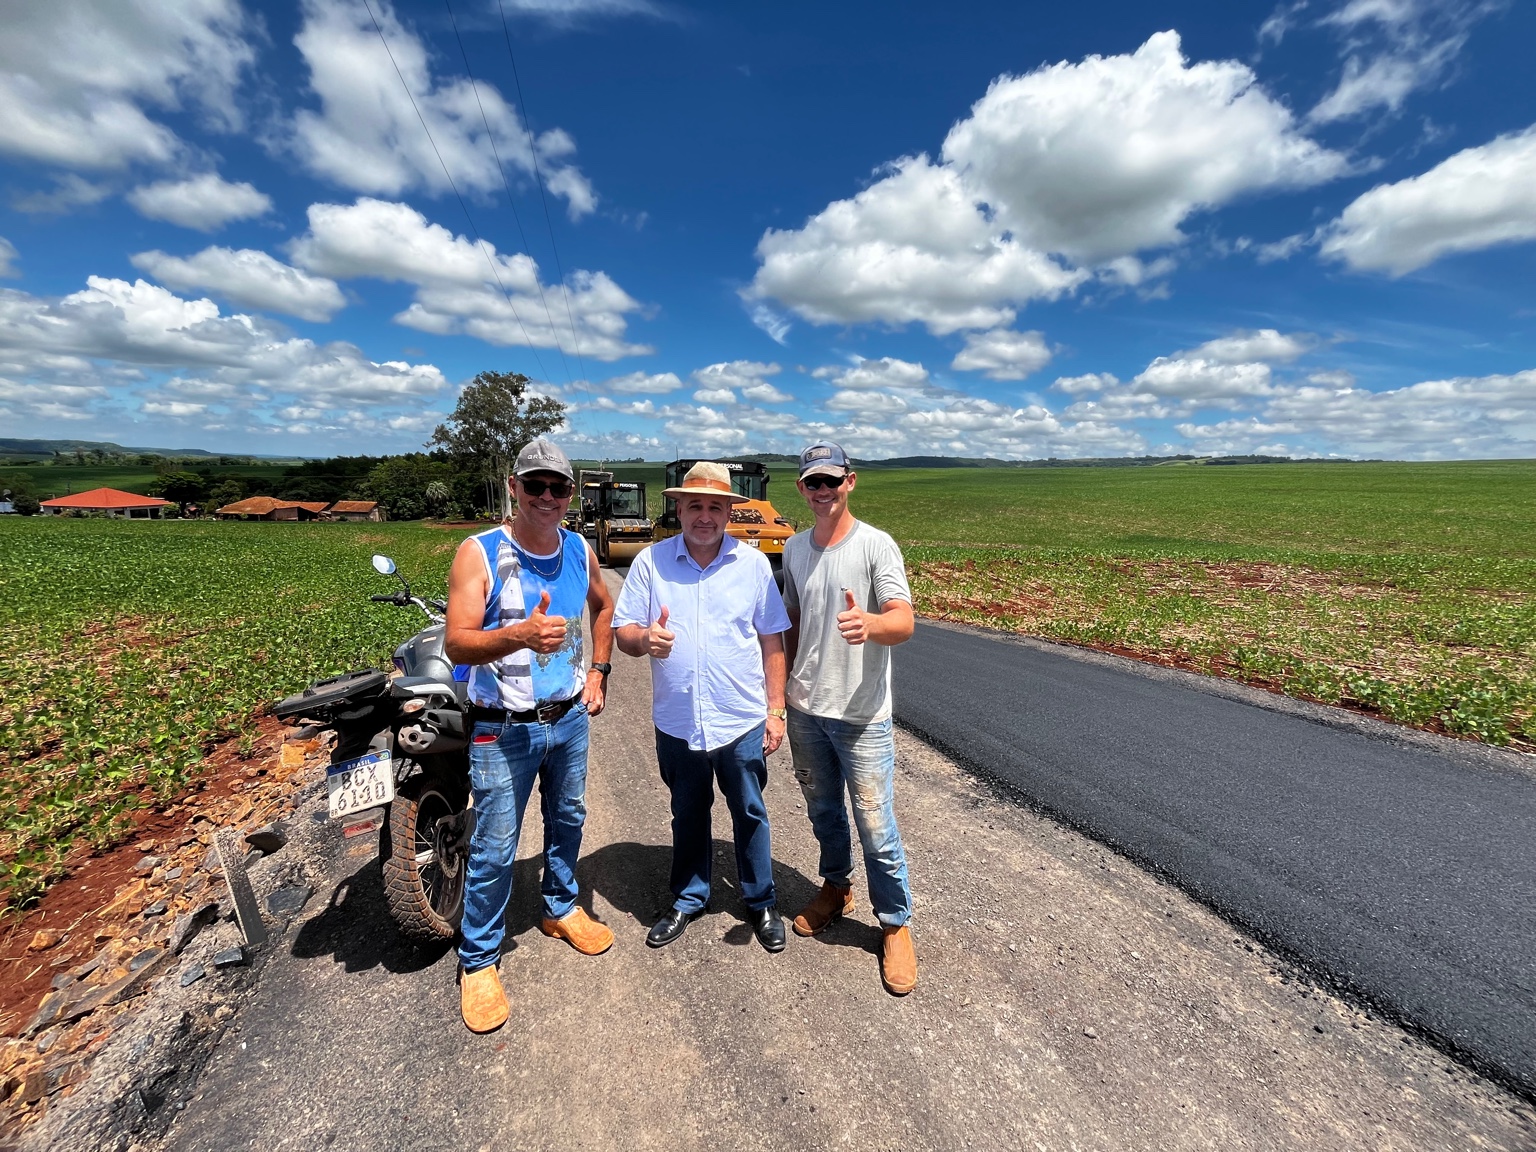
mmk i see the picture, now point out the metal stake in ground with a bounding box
[214,829,269,947]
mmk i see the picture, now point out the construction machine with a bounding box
[592,481,653,566]
[563,468,614,539]
[655,459,795,570]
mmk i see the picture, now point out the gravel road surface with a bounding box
[896,619,1536,1096]
[30,578,1534,1151]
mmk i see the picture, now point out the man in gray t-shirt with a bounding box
[782,441,919,995]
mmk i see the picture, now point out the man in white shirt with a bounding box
[614,462,792,951]
[781,442,919,995]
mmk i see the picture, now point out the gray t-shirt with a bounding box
[782,519,912,723]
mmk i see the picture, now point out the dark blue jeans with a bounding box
[458,703,589,973]
[654,724,776,914]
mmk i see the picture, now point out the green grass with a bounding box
[851,460,1536,559]
[0,518,457,908]
[845,462,1536,750]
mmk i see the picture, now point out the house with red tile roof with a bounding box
[39,488,175,519]
[214,496,330,520]
[327,500,382,522]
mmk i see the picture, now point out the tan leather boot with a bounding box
[459,965,509,1033]
[792,881,854,937]
[881,924,917,995]
[540,907,615,955]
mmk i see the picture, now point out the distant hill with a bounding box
[718,452,1360,469]
[0,438,306,462]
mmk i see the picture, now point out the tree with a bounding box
[424,480,452,518]
[148,471,208,512]
[208,480,244,510]
[361,455,455,521]
[13,494,40,516]
[428,371,565,516]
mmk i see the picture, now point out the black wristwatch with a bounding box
[590,662,612,677]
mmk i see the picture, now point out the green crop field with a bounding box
[1,459,1532,910]
[0,462,293,500]
[0,518,459,908]
[851,461,1536,753]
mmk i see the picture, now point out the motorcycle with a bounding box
[274,554,472,943]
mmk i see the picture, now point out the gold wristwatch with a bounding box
[767,708,787,720]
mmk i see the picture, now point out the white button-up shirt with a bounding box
[614,534,791,751]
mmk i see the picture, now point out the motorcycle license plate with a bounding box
[327,750,396,819]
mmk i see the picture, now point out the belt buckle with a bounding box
[535,701,562,724]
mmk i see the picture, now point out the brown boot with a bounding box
[540,907,615,955]
[459,965,509,1033]
[792,881,854,937]
[881,924,917,995]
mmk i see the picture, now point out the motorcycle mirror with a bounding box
[371,554,397,576]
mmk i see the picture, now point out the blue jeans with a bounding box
[654,724,776,914]
[458,703,589,972]
[786,708,912,927]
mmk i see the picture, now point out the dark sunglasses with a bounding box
[801,473,848,490]
[520,478,573,499]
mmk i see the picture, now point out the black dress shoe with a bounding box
[749,906,786,953]
[647,906,704,948]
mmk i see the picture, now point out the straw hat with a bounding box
[663,461,749,503]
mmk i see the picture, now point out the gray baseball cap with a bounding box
[513,438,574,482]
[798,441,852,479]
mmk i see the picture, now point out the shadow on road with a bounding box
[289,854,453,974]
[288,837,833,966]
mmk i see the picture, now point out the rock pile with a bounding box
[0,726,328,1136]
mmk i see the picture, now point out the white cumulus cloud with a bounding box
[290,0,595,218]
[127,173,272,232]
[1185,328,1313,364]
[0,276,447,433]
[0,0,253,170]
[952,329,1054,380]
[594,370,683,395]
[131,247,347,323]
[291,197,648,359]
[749,32,1346,335]
[1320,126,1536,275]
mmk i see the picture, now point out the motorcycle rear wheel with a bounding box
[381,772,469,943]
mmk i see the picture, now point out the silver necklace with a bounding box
[511,525,564,580]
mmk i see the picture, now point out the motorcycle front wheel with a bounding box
[381,771,469,943]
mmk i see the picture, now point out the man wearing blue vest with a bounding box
[443,437,616,1033]
[614,461,792,952]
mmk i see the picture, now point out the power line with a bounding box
[358,0,563,402]
[495,0,592,394]
[443,0,576,391]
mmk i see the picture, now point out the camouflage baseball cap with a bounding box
[513,438,574,482]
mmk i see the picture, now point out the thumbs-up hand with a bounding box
[521,589,567,654]
[836,587,868,646]
[647,604,675,659]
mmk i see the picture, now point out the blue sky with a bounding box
[2,0,1534,460]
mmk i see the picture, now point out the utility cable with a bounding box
[443,0,576,392]
[359,0,562,401]
[495,0,592,394]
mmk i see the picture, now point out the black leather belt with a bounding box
[469,697,580,726]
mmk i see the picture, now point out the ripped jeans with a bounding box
[786,708,912,927]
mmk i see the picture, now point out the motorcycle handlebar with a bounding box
[370,594,397,603]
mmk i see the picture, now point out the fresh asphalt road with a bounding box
[895,620,1536,1093]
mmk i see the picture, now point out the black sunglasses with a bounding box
[520,478,574,498]
[801,473,848,490]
